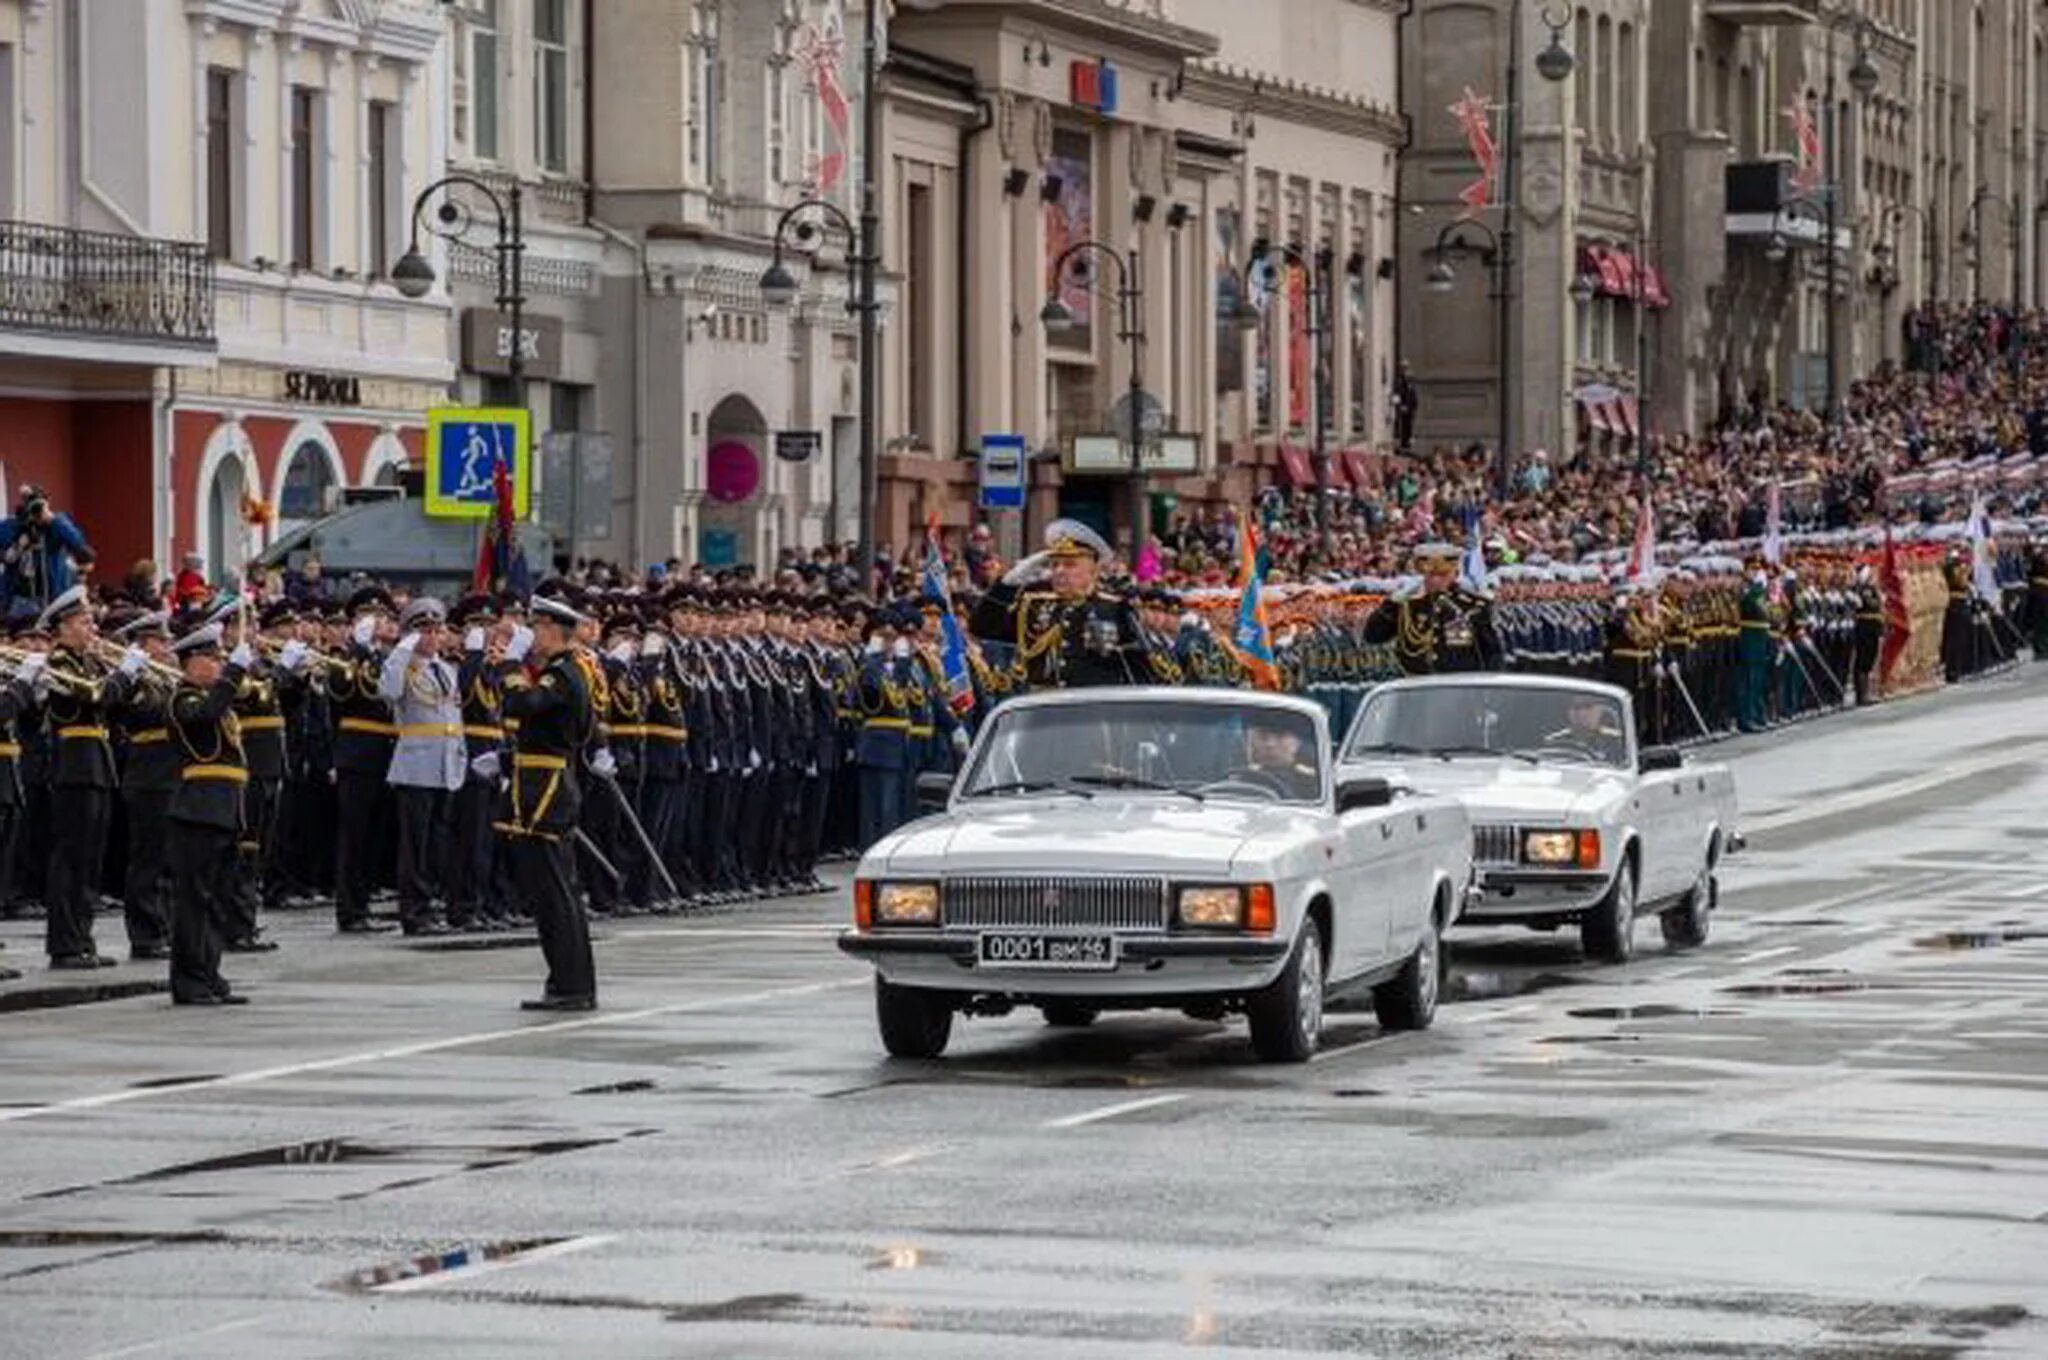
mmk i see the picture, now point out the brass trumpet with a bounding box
[0,644,103,699]
[88,638,184,688]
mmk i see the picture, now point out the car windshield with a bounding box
[961,700,1325,804]
[1346,684,1632,769]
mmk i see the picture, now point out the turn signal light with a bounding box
[1576,829,1601,870]
[1246,883,1277,934]
[853,879,874,931]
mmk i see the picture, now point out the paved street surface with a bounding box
[5,676,2048,1358]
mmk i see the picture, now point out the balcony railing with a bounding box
[0,220,215,347]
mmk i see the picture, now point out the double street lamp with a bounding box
[1040,240,1149,559]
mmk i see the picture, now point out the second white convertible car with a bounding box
[840,688,1474,1063]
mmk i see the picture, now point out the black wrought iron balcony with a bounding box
[0,220,215,347]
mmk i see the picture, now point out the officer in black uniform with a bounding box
[221,598,291,953]
[39,584,144,970]
[446,593,510,929]
[1360,543,1504,675]
[165,622,257,1006]
[969,518,1148,689]
[110,609,179,962]
[498,592,599,1011]
[1851,562,1886,704]
[329,586,398,933]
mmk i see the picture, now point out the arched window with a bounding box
[279,439,339,522]
[205,454,247,587]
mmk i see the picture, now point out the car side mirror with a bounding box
[1638,746,1683,773]
[1336,775,1394,813]
[914,771,955,811]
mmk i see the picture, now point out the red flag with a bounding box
[1450,87,1498,216]
[795,12,850,193]
[471,458,514,593]
[1784,97,1822,197]
[1877,527,1910,686]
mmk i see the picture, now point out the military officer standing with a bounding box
[165,622,256,1006]
[1851,563,1885,704]
[111,610,179,961]
[498,593,599,1011]
[448,594,510,929]
[1360,543,1503,675]
[331,587,398,934]
[969,519,1149,689]
[380,596,466,935]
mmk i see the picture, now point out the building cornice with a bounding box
[919,0,1219,62]
[1181,63,1404,147]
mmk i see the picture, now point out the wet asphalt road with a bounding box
[4,672,2048,1358]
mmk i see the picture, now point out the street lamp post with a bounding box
[1819,6,1882,423]
[1423,219,1503,487]
[1240,242,1334,556]
[1767,196,1831,419]
[1965,185,2023,380]
[1041,240,1148,562]
[756,195,881,577]
[392,174,527,389]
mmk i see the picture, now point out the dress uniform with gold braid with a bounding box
[448,593,511,930]
[1360,544,1504,676]
[330,586,398,934]
[221,599,292,952]
[165,623,253,1006]
[110,610,178,961]
[497,592,599,1010]
[968,518,1149,690]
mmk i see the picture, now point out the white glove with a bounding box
[1001,551,1050,586]
[394,631,420,656]
[951,727,970,756]
[463,627,486,654]
[589,748,618,779]
[351,616,376,648]
[16,653,46,686]
[747,746,762,772]
[228,642,255,670]
[608,641,635,665]
[278,640,308,672]
[640,634,665,659]
[504,625,534,663]
[118,646,148,678]
[469,751,501,781]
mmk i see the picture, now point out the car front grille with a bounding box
[942,876,1171,932]
[1471,824,1521,866]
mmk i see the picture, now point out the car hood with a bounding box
[870,798,1313,878]
[1342,756,1626,823]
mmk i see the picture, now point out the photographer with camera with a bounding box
[0,485,95,617]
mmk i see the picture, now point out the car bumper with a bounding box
[838,930,1293,997]
[1461,868,1612,922]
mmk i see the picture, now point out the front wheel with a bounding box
[1374,905,1444,1031]
[1580,861,1637,965]
[1248,919,1325,1063]
[1661,863,1716,949]
[876,977,953,1058]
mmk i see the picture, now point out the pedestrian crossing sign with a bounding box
[424,407,531,520]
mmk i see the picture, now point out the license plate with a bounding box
[976,932,1119,971]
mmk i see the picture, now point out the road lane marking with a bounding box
[1043,1093,1188,1128]
[85,1314,275,1359]
[1737,945,1799,964]
[1743,744,2048,833]
[0,977,867,1125]
[371,1233,615,1293]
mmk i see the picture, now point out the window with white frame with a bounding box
[683,0,721,187]
[453,0,499,163]
[535,0,571,173]
[767,56,790,188]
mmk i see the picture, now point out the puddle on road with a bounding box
[1446,971,1587,1004]
[866,1245,936,1272]
[1567,1005,1743,1021]
[1534,1033,1643,1045]
[572,1078,658,1096]
[667,1292,806,1324]
[128,1074,225,1090]
[1756,918,1847,929]
[0,1228,228,1249]
[1721,978,1895,997]
[1330,1088,1386,1099]
[1913,930,2048,951]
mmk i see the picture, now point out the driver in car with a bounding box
[1543,692,1629,765]
[1236,718,1320,800]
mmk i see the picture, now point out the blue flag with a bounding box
[922,517,975,716]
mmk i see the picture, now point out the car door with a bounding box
[1332,801,1398,977]
[1633,764,1684,902]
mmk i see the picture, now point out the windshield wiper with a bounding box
[1433,745,1539,764]
[966,780,1094,800]
[1350,742,1430,757]
[1067,774,1206,803]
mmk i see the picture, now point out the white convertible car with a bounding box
[840,688,1475,1063]
[1337,674,1739,963]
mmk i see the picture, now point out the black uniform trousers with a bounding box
[508,834,594,1001]
[632,775,680,904]
[122,787,173,952]
[46,785,110,960]
[578,780,623,912]
[448,775,500,926]
[228,775,279,941]
[393,785,450,930]
[168,820,235,1002]
[333,769,382,928]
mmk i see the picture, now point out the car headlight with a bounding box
[1177,885,1244,928]
[873,882,940,926]
[1523,829,1600,868]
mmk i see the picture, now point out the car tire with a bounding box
[875,977,953,1059]
[1248,919,1325,1064]
[1373,905,1444,1032]
[1041,1003,1098,1028]
[1660,863,1715,949]
[1580,860,1637,965]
